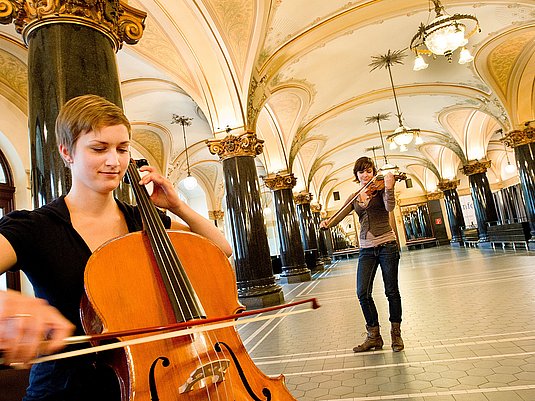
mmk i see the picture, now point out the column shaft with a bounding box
[515,142,535,236]
[28,24,123,207]
[272,187,311,283]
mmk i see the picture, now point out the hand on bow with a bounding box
[0,290,74,366]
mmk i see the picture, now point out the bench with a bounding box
[461,228,479,247]
[406,237,439,250]
[332,248,359,260]
[487,222,532,250]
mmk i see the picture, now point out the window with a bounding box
[0,149,17,290]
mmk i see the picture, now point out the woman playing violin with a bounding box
[0,94,232,401]
[320,156,403,353]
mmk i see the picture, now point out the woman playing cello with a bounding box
[0,94,232,400]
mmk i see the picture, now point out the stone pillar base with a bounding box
[239,290,285,309]
[279,269,312,284]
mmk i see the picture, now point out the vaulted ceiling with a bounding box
[0,0,534,214]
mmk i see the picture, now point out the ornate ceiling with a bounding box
[0,0,534,213]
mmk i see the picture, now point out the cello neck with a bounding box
[126,160,206,321]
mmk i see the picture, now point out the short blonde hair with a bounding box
[55,94,131,156]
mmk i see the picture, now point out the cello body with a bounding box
[82,230,294,401]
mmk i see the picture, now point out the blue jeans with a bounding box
[356,241,402,327]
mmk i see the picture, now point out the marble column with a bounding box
[502,123,535,237]
[262,173,311,284]
[1,1,146,207]
[207,132,284,308]
[311,204,331,264]
[437,179,465,244]
[462,160,498,241]
[294,192,324,272]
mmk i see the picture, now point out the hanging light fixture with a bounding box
[171,114,198,190]
[410,0,480,70]
[370,49,421,150]
[365,113,397,171]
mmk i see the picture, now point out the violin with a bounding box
[363,173,407,199]
[321,171,406,230]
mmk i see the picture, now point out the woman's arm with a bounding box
[382,172,396,212]
[0,289,75,365]
[319,192,356,229]
[138,165,233,257]
[0,235,74,365]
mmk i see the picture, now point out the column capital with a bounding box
[310,203,322,213]
[206,131,264,161]
[426,191,443,201]
[0,0,146,50]
[437,179,460,191]
[262,172,296,191]
[501,121,535,148]
[294,191,313,205]
[462,160,491,176]
[208,210,224,220]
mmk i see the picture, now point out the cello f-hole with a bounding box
[148,356,170,401]
[215,342,271,401]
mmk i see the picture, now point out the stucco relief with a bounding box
[489,32,535,96]
[132,128,164,171]
[128,1,190,84]
[205,0,253,72]
[0,49,27,99]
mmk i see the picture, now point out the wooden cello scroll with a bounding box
[81,159,298,401]
[322,171,407,230]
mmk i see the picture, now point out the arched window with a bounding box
[0,150,18,290]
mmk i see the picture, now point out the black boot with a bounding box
[353,325,383,352]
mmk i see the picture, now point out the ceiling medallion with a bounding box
[410,0,480,70]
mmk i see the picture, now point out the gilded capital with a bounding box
[209,210,224,220]
[206,131,264,161]
[437,179,460,191]
[501,122,535,148]
[310,203,322,213]
[426,191,443,201]
[0,0,146,51]
[461,160,491,176]
[262,172,297,191]
[294,192,313,205]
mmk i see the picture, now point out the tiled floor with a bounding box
[238,245,535,401]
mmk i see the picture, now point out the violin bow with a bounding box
[3,297,319,367]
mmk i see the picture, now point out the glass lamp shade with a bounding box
[380,163,397,171]
[458,47,474,64]
[413,55,429,71]
[504,163,516,174]
[182,174,198,190]
[392,125,414,145]
[424,16,467,56]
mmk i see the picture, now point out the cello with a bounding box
[80,160,297,400]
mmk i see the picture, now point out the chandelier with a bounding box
[410,0,480,70]
[171,114,198,190]
[365,113,397,170]
[369,50,422,152]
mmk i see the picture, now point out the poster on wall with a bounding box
[459,195,477,227]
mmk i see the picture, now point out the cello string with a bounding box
[128,162,216,399]
[128,163,197,321]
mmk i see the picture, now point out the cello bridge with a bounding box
[178,359,231,394]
